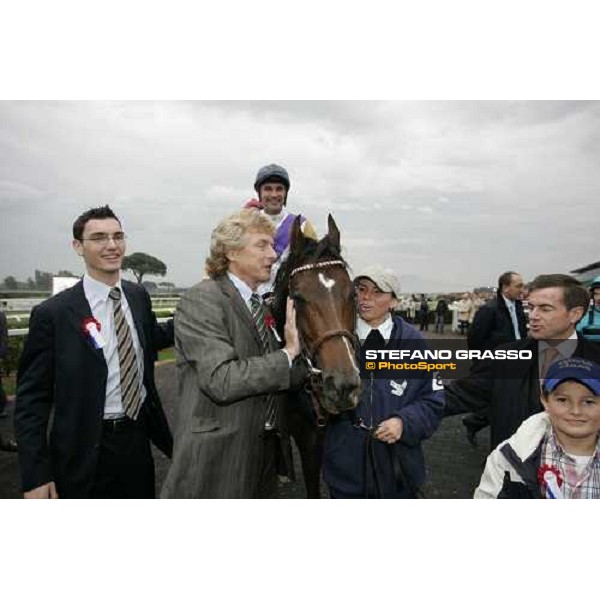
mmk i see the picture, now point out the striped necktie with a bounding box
[540,346,560,382]
[250,293,277,430]
[109,287,143,420]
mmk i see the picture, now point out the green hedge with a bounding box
[2,336,25,376]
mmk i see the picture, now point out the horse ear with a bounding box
[327,214,340,250]
[290,215,305,254]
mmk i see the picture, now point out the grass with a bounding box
[2,374,16,396]
[1,349,175,398]
[157,348,175,363]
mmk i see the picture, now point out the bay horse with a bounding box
[272,214,360,497]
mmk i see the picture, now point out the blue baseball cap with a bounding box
[544,357,600,396]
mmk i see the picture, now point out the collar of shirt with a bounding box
[356,315,394,342]
[502,295,515,311]
[227,271,257,311]
[543,427,600,498]
[83,274,122,311]
[538,330,578,359]
[264,208,288,228]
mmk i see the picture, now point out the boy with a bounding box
[475,357,600,498]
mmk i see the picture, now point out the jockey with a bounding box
[247,164,321,498]
[250,163,318,296]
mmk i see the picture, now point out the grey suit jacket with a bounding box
[161,276,292,498]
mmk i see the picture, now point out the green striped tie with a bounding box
[109,287,143,420]
[250,293,277,430]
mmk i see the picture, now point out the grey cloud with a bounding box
[1,100,598,291]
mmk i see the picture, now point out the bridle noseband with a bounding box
[289,259,358,372]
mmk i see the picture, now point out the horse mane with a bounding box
[271,232,346,336]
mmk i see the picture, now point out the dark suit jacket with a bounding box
[468,294,527,352]
[15,280,173,498]
[445,334,600,448]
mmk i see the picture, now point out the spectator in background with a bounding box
[457,293,473,335]
[434,296,448,334]
[419,294,429,331]
[462,272,528,445]
[0,303,8,419]
[577,276,600,345]
[468,272,527,352]
[0,303,17,452]
[407,295,417,324]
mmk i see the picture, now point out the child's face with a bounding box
[542,380,600,445]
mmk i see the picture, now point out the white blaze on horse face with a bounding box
[318,273,335,291]
[316,271,358,374]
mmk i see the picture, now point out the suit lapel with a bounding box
[66,281,106,364]
[217,276,264,349]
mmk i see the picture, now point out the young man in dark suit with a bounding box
[15,206,173,498]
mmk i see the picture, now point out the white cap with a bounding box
[354,265,401,298]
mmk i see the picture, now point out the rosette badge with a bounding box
[537,464,563,499]
[82,317,106,349]
[264,313,281,342]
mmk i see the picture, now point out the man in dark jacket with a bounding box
[434,297,449,334]
[15,206,173,498]
[445,274,600,450]
[462,271,527,444]
[468,272,527,352]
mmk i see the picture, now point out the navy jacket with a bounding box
[15,280,173,497]
[323,316,445,498]
[468,294,527,352]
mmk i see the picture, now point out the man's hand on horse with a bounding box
[284,297,300,360]
[374,417,403,444]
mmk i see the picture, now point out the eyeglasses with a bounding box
[80,232,127,245]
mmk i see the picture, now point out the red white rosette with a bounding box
[82,317,105,349]
[537,464,563,499]
[264,314,281,342]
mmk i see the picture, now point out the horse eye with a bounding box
[290,292,305,303]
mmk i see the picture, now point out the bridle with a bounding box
[288,259,358,373]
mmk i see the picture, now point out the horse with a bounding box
[272,214,360,497]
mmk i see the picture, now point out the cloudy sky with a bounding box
[1,100,598,292]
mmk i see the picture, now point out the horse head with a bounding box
[273,214,360,415]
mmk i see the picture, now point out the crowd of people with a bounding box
[2,162,600,500]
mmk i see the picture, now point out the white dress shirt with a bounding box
[503,295,521,340]
[357,315,394,342]
[83,274,146,418]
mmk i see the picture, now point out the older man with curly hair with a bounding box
[161,208,307,498]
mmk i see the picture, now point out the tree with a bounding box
[3,276,17,289]
[34,269,53,290]
[57,269,77,277]
[122,252,167,284]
